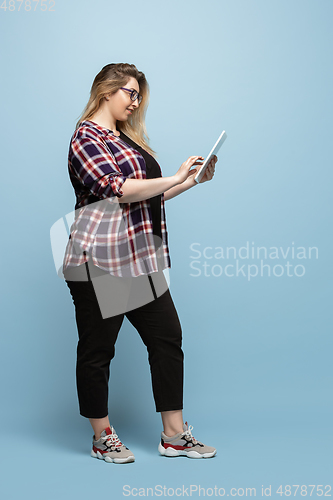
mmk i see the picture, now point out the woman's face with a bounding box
[107,77,140,122]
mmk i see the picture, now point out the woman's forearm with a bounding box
[117,176,179,203]
[164,177,197,201]
[117,157,202,203]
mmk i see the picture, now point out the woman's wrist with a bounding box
[172,173,183,186]
[184,175,198,189]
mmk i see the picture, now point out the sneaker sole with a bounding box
[91,449,135,463]
[158,442,216,459]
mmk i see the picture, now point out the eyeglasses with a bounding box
[120,87,142,105]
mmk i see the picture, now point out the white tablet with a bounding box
[194,130,227,184]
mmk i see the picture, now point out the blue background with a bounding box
[1,0,332,498]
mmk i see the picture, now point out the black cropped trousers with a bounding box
[65,262,184,418]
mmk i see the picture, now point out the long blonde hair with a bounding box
[76,63,156,158]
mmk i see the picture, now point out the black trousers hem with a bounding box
[155,404,184,413]
[79,405,184,419]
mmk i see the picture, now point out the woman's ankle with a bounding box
[161,410,184,436]
[89,416,111,440]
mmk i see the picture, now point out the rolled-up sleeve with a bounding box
[70,130,125,199]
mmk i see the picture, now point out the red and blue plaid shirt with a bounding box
[62,120,171,277]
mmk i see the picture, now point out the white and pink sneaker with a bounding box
[91,426,135,463]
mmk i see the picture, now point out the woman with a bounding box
[63,63,218,463]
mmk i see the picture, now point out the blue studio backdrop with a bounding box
[0,1,332,499]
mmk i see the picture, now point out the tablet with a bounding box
[194,130,227,184]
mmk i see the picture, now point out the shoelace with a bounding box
[104,429,123,448]
[182,424,198,445]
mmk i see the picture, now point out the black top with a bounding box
[118,131,162,241]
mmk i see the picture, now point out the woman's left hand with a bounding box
[199,155,218,183]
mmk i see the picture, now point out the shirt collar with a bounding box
[80,120,119,137]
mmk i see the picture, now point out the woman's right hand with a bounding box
[174,156,204,185]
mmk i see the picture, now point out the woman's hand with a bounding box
[174,156,204,185]
[197,155,218,183]
[163,155,218,201]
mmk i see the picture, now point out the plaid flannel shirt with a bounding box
[62,120,171,278]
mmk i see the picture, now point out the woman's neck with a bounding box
[89,111,120,136]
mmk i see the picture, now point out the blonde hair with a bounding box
[76,63,156,158]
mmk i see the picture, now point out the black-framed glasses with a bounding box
[120,87,142,105]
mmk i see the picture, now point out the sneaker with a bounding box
[91,426,135,463]
[158,421,216,459]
